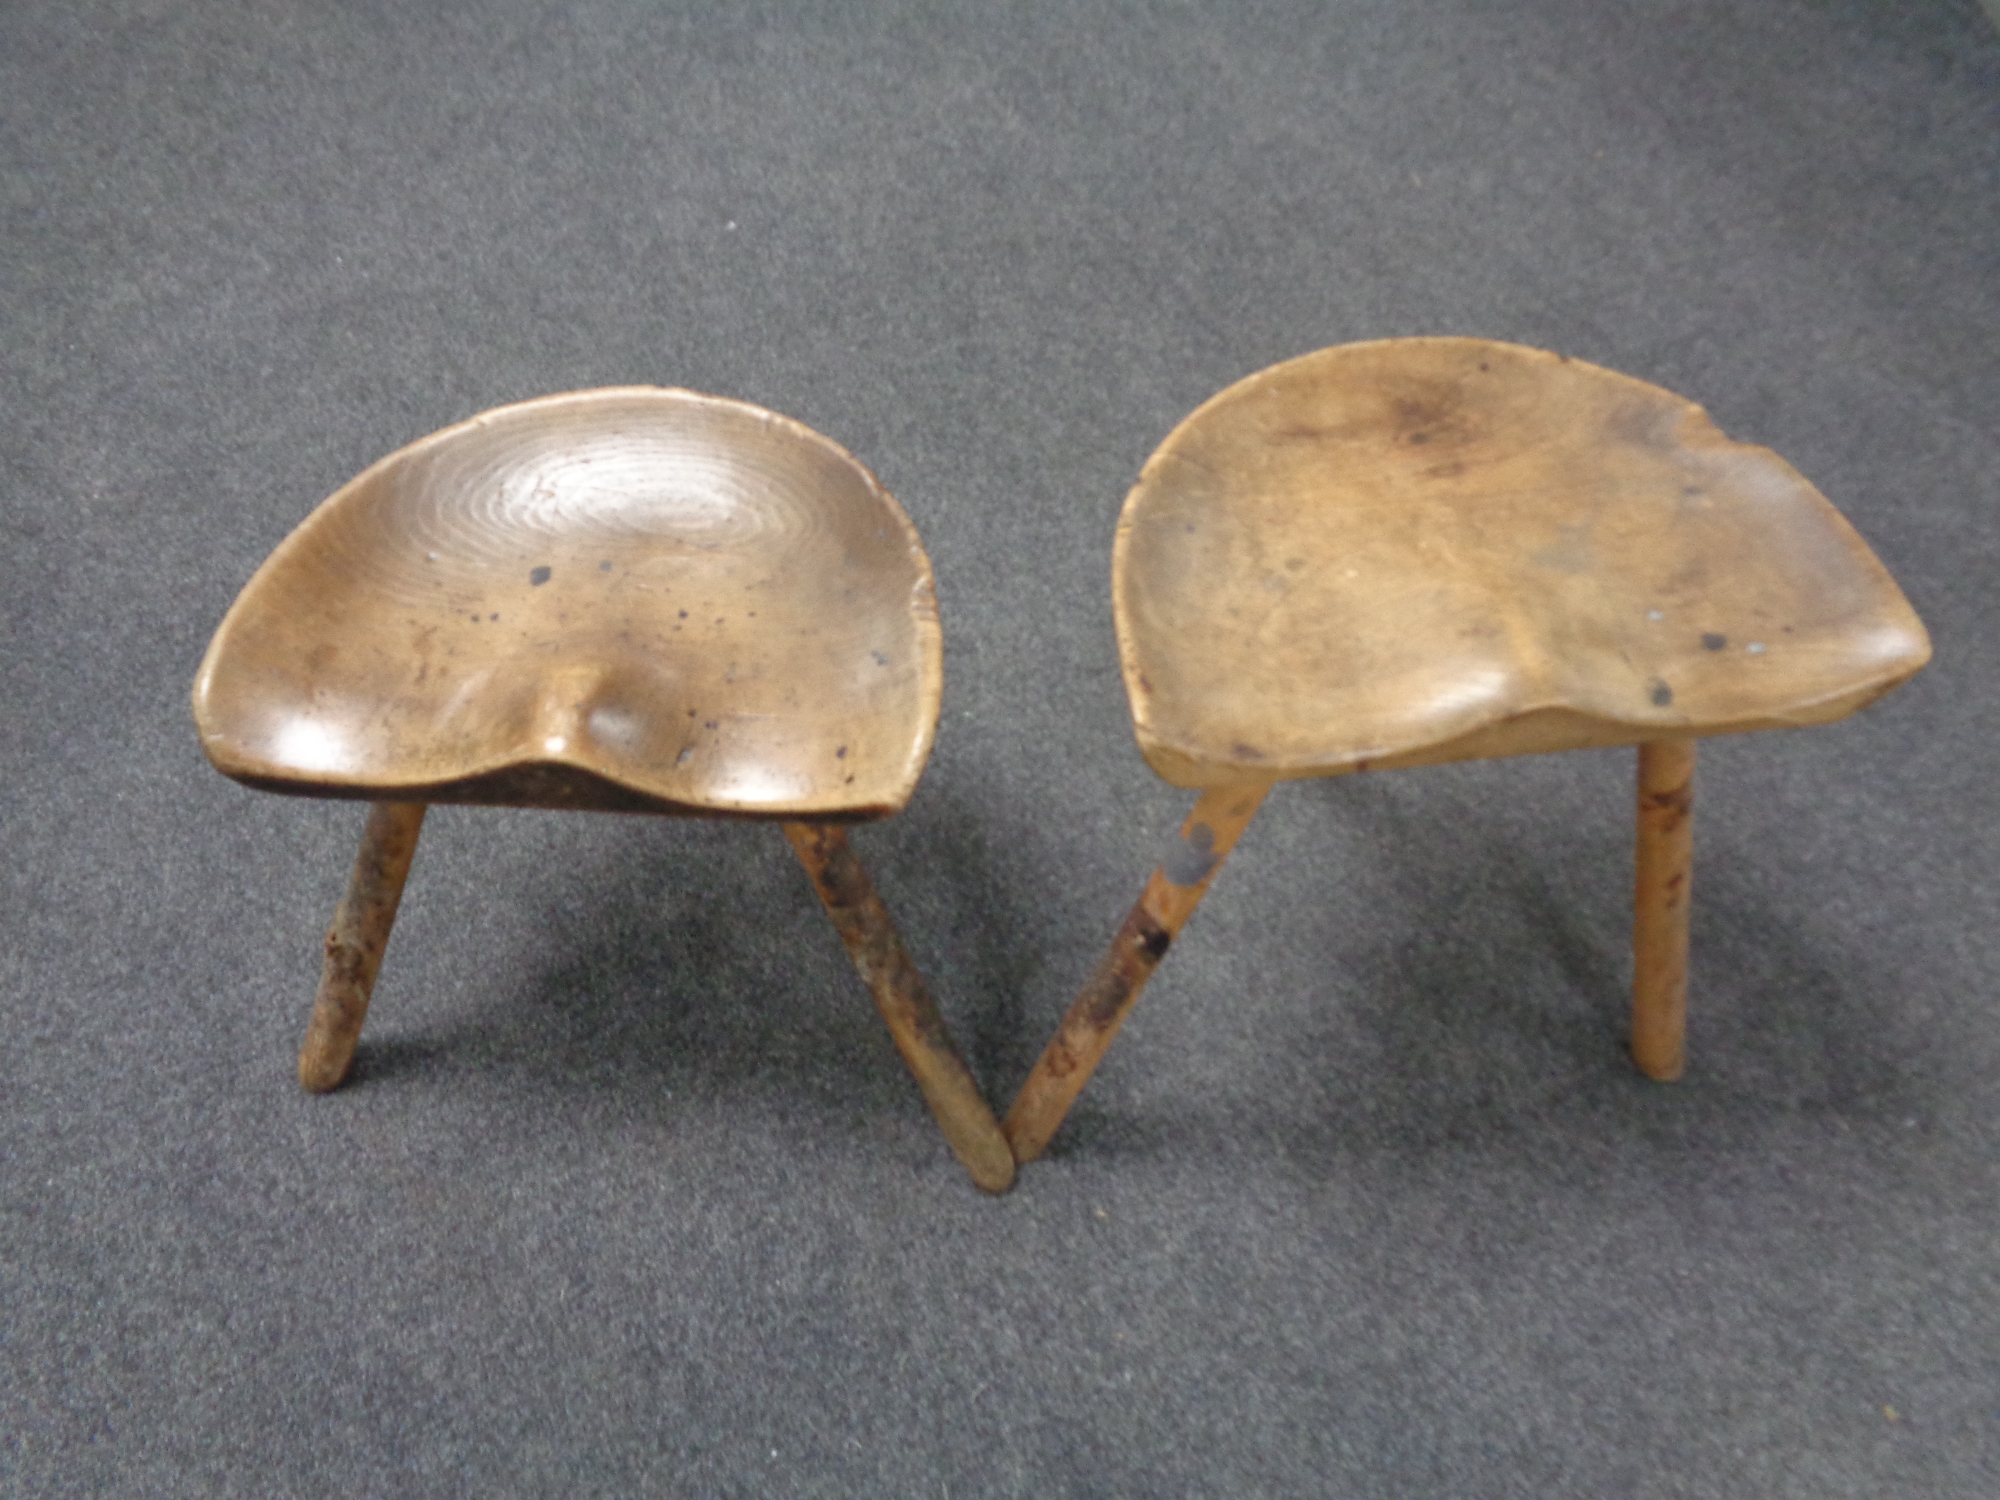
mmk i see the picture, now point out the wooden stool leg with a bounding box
[299,801,427,1093]
[784,823,1016,1195]
[1004,781,1269,1165]
[1632,740,1695,1081]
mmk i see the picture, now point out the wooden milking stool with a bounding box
[1006,338,1930,1164]
[194,388,1014,1194]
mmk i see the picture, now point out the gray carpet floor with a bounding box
[5,2,1998,1494]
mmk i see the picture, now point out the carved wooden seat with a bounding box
[1005,338,1931,1164]
[193,388,1013,1193]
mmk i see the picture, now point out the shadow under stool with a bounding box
[1005,337,1931,1164]
[193,387,1014,1193]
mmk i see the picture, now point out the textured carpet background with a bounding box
[4,2,1998,1495]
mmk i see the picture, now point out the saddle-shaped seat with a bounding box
[1006,338,1930,1163]
[195,387,1014,1193]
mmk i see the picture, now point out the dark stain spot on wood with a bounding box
[1164,823,1219,887]
[530,566,552,586]
[1702,632,1727,650]
[1231,741,1266,760]
[1391,394,1448,429]
[599,561,612,571]
[836,745,848,759]
[871,651,889,666]
[489,613,499,621]
[1649,678,1674,706]
[1643,776,1692,838]
[1076,906,1174,1030]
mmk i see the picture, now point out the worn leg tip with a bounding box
[299,1043,355,1094]
[967,1157,1017,1196]
[1632,1048,1685,1083]
[945,1127,1018,1195]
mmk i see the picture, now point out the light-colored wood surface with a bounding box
[786,823,1016,1194]
[1116,338,1930,787]
[299,801,426,1092]
[1631,739,1696,1081]
[1010,339,1933,1164]
[194,388,941,820]
[1004,781,1268,1163]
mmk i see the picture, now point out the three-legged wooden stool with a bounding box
[1006,338,1930,1164]
[194,388,1014,1193]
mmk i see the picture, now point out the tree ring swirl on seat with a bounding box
[194,388,941,819]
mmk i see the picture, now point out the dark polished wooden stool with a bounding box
[1006,338,1930,1165]
[194,388,1014,1193]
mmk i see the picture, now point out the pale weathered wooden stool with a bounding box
[193,388,1014,1193]
[1005,338,1931,1164]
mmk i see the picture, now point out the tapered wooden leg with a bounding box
[1004,781,1270,1165]
[1632,740,1695,1081]
[299,801,427,1093]
[784,823,1016,1195]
